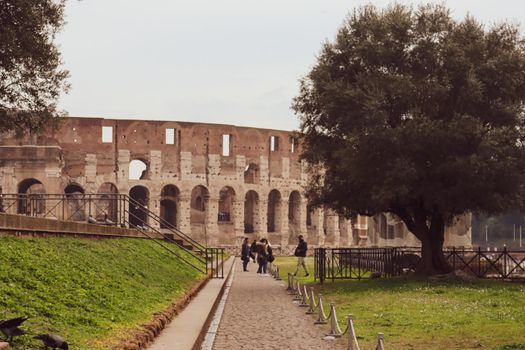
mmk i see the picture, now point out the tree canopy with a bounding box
[0,0,69,135]
[293,3,525,274]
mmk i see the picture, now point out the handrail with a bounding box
[123,194,206,252]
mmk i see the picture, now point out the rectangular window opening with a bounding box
[102,126,113,143]
[270,136,279,152]
[291,137,296,153]
[166,128,175,145]
[222,134,231,156]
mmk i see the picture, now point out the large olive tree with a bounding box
[293,3,525,275]
[0,0,69,135]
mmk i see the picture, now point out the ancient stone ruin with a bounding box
[0,117,471,251]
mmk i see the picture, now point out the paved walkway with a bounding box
[212,260,344,350]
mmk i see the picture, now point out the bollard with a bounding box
[299,284,309,307]
[326,302,343,337]
[275,266,282,280]
[294,281,303,301]
[314,293,328,324]
[347,314,361,350]
[288,276,296,295]
[375,333,385,350]
[306,287,316,314]
[286,273,293,290]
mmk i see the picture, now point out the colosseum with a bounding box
[0,116,471,251]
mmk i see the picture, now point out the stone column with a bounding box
[356,214,369,246]
[117,150,130,181]
[299,199,308,236]
[338,217,350,246]
[206,194,219,246]
[257,198,268,237]
[178,194,191,235]
[312,208,324,246]
[233,196,245,245]
[235,155,246,183]
[180,151,192,180]
[325,209,340,247]
[279,198,290,247]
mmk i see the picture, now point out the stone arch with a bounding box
[288,190,301,243]
[160,184,179,229]
[267,189,282,233]
[129,185,149,228]
[64,183,86,221]
[244,190,259,233]
[218,186,235,222]
[190,185,209,224]
[97,182,118,223]
[129,159,148,180]
[244,163,259,184]
[17,178,45,215]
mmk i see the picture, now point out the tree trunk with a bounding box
[417,225,453,276]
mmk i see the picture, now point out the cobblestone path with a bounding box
[212,260,344,350]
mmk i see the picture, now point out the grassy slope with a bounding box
[0,236,204,349]
[276,256,525,350]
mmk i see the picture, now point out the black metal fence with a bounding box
[314,247,525,283]
[0,193,226,278]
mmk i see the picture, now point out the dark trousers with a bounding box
[242,258,249,271]
[257,259,267,273]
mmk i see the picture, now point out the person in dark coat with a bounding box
[293,235,309,276]
[241,237,251,272]
[249,239,257,262]
[256,238,268,274]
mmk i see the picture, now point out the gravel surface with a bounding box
[213,260,345,350]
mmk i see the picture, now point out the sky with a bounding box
[57,0,525,131]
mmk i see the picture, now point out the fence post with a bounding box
[275,265,281,280]
[294,281,303,301]
[299,284,309,307]
[375,332,385,350]
[306,287,316,314]
[347,314,361,350]
[287,273,293,291]
[326,302,343,337]
[314,293,328,324]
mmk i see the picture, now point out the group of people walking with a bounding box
[240,235,309,276]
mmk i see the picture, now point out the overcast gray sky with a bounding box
[57,0,525,131]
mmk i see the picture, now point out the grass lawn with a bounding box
[0,236,205,349]
[275,256,525,350]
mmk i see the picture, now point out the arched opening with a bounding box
[64,183,85,221]
[267,189,282,233]
[218,186,235,222]
[129,186,149,228]
[160,185,179,229]
[97,182,118,223]
[244,190,259,233]
[190,185,208,224]
[129,159,148,180]
[288,191,301,242]
[244,163,259,184]
[17,178,45,215]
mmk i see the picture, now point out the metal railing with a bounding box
[314,247,525,283]
[0,193,224,277]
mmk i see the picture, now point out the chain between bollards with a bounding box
[294,281,303,301]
